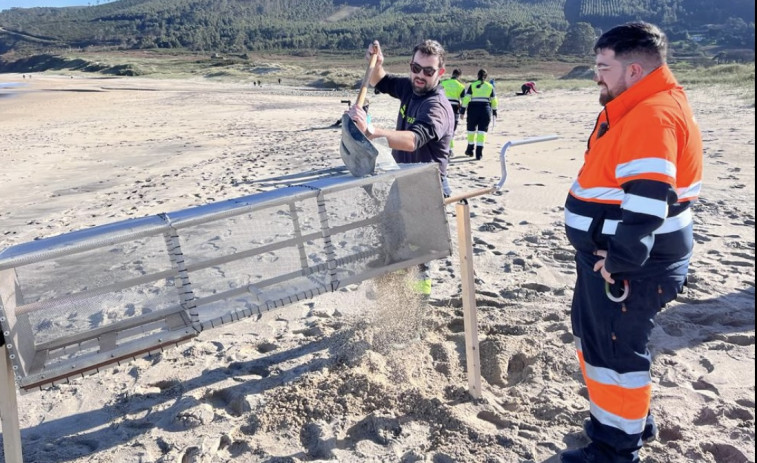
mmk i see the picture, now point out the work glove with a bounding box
[492,109,498,118]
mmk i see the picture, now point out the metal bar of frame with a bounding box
[446,135,559,399]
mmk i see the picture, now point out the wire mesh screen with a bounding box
[14,235,177,346]
[0,163,451,391]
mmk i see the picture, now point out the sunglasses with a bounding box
[410,62,439,77]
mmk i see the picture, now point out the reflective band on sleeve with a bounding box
[621,194,669,218]
[677,182,701,200]
[653,208,692,234]
[616,157,676,180]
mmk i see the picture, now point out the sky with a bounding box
[0,0,116,11]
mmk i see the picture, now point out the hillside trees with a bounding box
[0,0,753,59]
[557,21,595,56]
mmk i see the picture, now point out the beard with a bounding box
[412,76,436,95]
[598,80,628,106]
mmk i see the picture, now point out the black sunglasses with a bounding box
[410,62,438,77]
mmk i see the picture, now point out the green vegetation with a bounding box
[674,62,755,106]
[0,0,753,101]
[0,0,753,58]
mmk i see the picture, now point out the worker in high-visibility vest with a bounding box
[440,68,466,156]
[560,22,703,463]
[460,68,498,160]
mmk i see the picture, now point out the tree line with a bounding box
[0,0,753,58]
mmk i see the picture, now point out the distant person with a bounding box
[278,78,281,84]
[460,69,498,160]
[559,22,703,463]
[440,68,466,156]
[517,81,538,95]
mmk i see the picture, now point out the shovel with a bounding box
[340,52,380,177]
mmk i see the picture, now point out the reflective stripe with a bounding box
[564,210,593,231]
[578,351,652,425]
[448,98,461,104]
[677,182,701,200]
[621,194,668,218]
[602,220,619,235]
[653,208,692,234]
[565,208,692,236]
[570,180,624,203]
[616,157,676,180]
[470,97,491,103]
[583,357,651,389]
[590,402,648,435]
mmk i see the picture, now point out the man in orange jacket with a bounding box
[561,22,703,463]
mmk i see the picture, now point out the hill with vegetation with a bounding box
[0,0,753,78]
[1,0,754,55]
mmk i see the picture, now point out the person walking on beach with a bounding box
[441,68,466,156]
[460,69,498,160]
[560,22,702,463]
[347,38,454,300]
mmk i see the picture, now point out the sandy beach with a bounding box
[0,73,754,463]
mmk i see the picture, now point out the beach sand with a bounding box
[0,73,754,463]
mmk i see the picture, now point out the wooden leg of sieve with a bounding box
[1,345,24,463]
[456,201,482,399]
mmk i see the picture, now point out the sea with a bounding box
[0,81,25,98]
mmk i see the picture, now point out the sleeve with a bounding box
[409,99,447,150]
[375,74,403,99]
[604,179,676,273]
[461,84,472,108]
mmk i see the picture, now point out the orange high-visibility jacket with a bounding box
[565,65,703,279]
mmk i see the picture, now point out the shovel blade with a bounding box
[340,114,379,177]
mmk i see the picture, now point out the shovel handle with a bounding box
[356,52,378,108]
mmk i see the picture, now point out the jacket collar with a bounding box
[604,65,680,122]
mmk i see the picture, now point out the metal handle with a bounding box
[495,135,559,190]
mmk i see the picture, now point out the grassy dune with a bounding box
[30,49,755,105]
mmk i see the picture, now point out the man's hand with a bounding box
[366,40,387,87]
[593,249,615,284]
[367,40,384,67]
[346,104,369,134]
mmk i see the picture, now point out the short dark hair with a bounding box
[413,39,446,69]
[452,68,461,78]
[594,22,668,66]
[477,69,488,81]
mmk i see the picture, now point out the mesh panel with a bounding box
[0,164,451,391]
[14,235,177,345]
